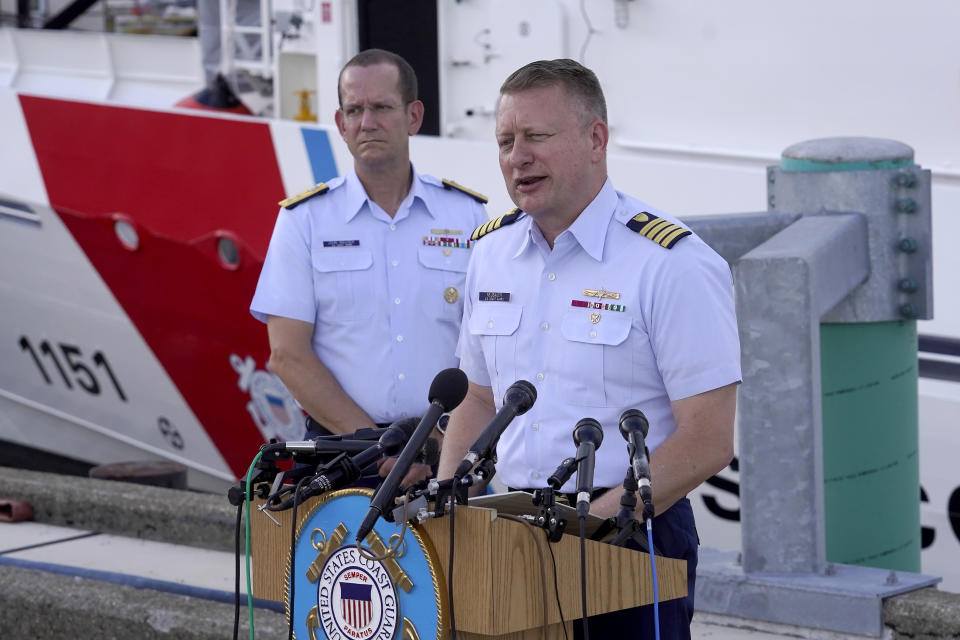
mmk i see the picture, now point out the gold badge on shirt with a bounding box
[590,313,602,324]
[583,288,620,300]
[444,286,459,303]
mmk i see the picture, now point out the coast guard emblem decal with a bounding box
[319,545,399,639]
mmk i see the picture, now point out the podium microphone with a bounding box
[306,418,418,495]
[573,418,604,518]
[453,380,537,480]
[356,368,468,543]
[619,408,654,519]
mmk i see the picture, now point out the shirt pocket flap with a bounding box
[469,304,522,336]
[561,311,631,345]
[418,245,470,273]
[312,248,373,273]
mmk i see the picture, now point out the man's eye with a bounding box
[345,107,362,117]
[498,139,513,149]
[375,104,394,112]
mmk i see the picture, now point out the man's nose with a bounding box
[360,106,378,129]
[508,139,533,167]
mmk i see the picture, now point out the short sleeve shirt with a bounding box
[251,167,488,423]
[457,179,741,492]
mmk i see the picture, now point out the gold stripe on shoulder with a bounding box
[278,182,329,209]
[442,178,489,204]
[471,208,522,241]
[624,211,691,249]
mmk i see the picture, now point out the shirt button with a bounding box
[391,260,399,267]
[396,335,404,343]
[547,273,557,281]
[531,471,541,479]
[540,321,549,331]
[487,320,494,329]
[397,373,405,381]
[536,372,544,381]
[400,411,408,418]
[589,329,597,338]
[394,298,401,305]
[531,423,540,431]
[389,224,397,231]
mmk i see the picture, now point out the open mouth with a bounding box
[515,176,545,191]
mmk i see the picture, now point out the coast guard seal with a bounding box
[318,545,399,640]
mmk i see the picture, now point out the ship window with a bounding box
[114,219,140,251]
[217,235,240,269]
[0,197,40,225]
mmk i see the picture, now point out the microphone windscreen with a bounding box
[391,417,420,440]
[428,368,469,412]
[504,379,537,414]
[619,408,650,439]
[419,437,441,466]
[573,417,604,448]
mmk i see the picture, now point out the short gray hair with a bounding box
[499,58,607,125]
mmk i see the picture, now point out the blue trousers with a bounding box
[573,497,698,640]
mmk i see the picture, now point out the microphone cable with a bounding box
[647,518,660,640]
[497,513,563,639]
[544,538,569,640]
[243,451,263,640]
[287,474,310,640]
[233,498,242,640]
[578,514,590,640]
[448,490,458,640]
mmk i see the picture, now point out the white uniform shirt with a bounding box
[457,179,741,492]
[251,168,488,424]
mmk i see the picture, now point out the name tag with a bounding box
[479,291,511,302]
[322,240,360,247]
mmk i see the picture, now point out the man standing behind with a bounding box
[251,49,488,484]
[438,59,741,638]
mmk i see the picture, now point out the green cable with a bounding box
[245,452,263,640]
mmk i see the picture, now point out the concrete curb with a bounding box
[0,466,238,551]
[884,587,960,640]
[0,564,287,640]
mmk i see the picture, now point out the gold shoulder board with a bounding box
[278,182,329,210]
[442,178,489,204]
[625,211,691,249]
[471,208,523,241]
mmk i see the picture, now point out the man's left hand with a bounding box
[377,458,434,488]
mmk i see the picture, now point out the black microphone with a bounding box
[356,368,468,542]
[263,439,385,455]
[310,426,400,441]
[619,408,654,519]
[547,456,577,490]
[453,380,537,479]
[306,418,417,495]
[573,418,604,518]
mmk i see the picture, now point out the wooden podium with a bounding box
[251,495,687,639]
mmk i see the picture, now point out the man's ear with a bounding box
[590,119,609,159]
[407,100,425,136]
[334,108,346,137]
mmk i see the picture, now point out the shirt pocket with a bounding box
[559,310,632,407]
[417,245,471,320]
[468,303,522,401]
[311,248,375,321]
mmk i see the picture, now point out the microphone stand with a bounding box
[609,467,656,553]
[531,456,577,542]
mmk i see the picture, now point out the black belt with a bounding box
[304,415,392,437]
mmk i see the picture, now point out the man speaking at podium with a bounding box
[437,59,741,639]
[251,49,487,485]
